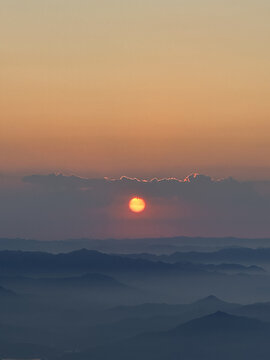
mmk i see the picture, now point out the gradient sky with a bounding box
[1,0,270,180]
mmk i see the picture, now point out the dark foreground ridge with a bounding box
[0,248,264,274]
[59,312,270,360]
[0,243,269,360]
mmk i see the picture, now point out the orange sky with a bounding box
[1,0,270,180]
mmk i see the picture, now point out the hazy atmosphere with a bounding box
[1,172,270,239]
[1,1,270,360]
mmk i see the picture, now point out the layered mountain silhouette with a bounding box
[0,273,126,289]
[0,249,262,275]
[0,241,269,360]
[232,301,270,322]
[63,312,270,360]
[130,247,270,264]
[107,295,239,320]
[0,249,171,273]
[80,295,241,347]
[1,236,270,254]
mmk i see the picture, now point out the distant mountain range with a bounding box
[107,295,240,320]
[0,249,170,274]
[232,301,270,322]
[127,247,270,264]
[0,249,263,275]
[1,236,270,254]
[0,241,269,360]
[1,291,270,359]
[79,295,241,347]
[61,311,270,360]
[0,272,127,290]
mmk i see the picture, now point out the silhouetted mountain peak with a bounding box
[206,310,233,318]
[194,295,227,305]
[168,311,266,337]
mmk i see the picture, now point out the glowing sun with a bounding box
[129,197,146,213]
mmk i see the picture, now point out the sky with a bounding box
[0,1,270,239]
[0,172,269,240]
[1,0,270,180]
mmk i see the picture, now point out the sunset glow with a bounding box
[129,197,146,213]
[1,2,270,357]
[1,1,270,179]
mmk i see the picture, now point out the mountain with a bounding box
[168,310,267,335]
[0,249,173,275]
[154,247,270,264]
[75,296,241,348]
[63,312,270,360]
[1,236,270,254]
[107,295,239,320]
[49,272,126,288]
[173,261,264,273]
[232,301,270,322]
[0,249,262,277]
[190,294,240,313]
[0,272,126,290]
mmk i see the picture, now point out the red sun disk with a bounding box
[129,197,146,213]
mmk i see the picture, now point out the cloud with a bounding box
[0,172,269,240]
[22,173,262,207]
[23,173,107,189]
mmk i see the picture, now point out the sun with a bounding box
[129,197,146,213]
